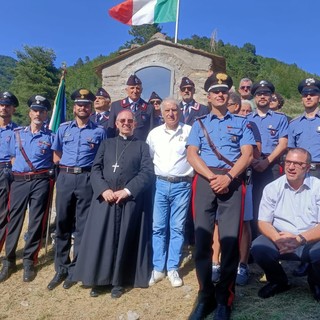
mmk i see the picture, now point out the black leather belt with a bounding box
[0,162,11,169]
[157,175,192,183]
[59,166,91,174]
[13,170,49,181]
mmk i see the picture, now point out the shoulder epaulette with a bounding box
[289,115,302,123]
[195,114,207,121]
[13,126,24,132]
[59,121,72,126]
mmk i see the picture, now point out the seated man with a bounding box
[251,148,320,302]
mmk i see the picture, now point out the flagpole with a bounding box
[174,0,180,44]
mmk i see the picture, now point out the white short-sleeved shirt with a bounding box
[146,122,193,177]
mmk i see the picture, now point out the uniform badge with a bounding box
[231,135,238,143]
[317,126,320,133]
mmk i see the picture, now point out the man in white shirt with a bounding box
[251,148,320,302]
[146,97,193,288]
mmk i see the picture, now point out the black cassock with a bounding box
[72,136,154,288]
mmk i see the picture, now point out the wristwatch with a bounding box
[297,234,307,245]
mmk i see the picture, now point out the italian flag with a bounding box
[109,0,178,26]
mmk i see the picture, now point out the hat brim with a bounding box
[301,87,320,95]
[30,105,48,111]
[74,99,93,104]
[254,88,272,95]
[0,100,14,106]
[207,84,229,92]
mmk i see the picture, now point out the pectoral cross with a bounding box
[112,162,119,172]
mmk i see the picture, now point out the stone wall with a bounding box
[98,40,225,105]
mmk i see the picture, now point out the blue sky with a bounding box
[1,0,319,76]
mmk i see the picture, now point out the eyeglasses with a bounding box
[181,87,193,92]
[150,100,161,105]
[284,160,308,168]
[240,86,251,90]
[118,119,134,124]
[227,102,236,107]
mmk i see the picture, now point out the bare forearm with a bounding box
[258,221,280,242]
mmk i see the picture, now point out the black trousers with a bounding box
[251,163,282,240]
[5,178,50,266]
[251,235,320,285]
[0,169,11,252]
[54,172,92,275]
[193,172,244,306]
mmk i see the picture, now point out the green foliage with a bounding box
[123,24,163,48]
[0,55,16,92]
[1,32,319,123]
[9,45,60,125]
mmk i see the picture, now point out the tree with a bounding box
[10,46,60,125]
[124,24,163,47]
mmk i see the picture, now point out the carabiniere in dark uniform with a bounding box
[0,94,54,283]
[0,91,19,252]
[47,88,106,291]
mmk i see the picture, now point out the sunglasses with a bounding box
[302,92,318,98]
[240,86,251,90]
[118,119,134,124]
[150,100,161,105]
[210,89,229,94]
[271,97,278,102]
[255,92,271,97]
[181,86,193,92]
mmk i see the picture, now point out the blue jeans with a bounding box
[152,178,191,272]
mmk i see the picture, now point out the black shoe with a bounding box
[90,287,100,298]
[0,263,17,283]
[47,272,67,290]
[23,265,36,282]
[188,299,216,320]
[63,277,77,289]
[293,262,309,277]
[258,282,291,299]
[307,279,320,302]
[214,304,231,320]
[111,286,124,299]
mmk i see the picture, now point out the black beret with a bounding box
[148,91,162,103]
[251,80,275,96]
[0,91,19,107]
[180,77,195,89]
[71,88,95,104]
[95,87,111,100]
[126,74,142,86]
[298,78,320,94]
[204,72,233,92]
[27,95,51,111]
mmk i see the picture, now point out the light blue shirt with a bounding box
[12,126,54,172]
[247,110,288,155]
[186,112,256,168]
[259,174,320,234]
[288,111,320,162]
[0,122,17,162]
[52,120,106,167]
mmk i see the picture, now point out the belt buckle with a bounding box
[74,167,82,174]
[24,174,32,181]
[167,176,175,183]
